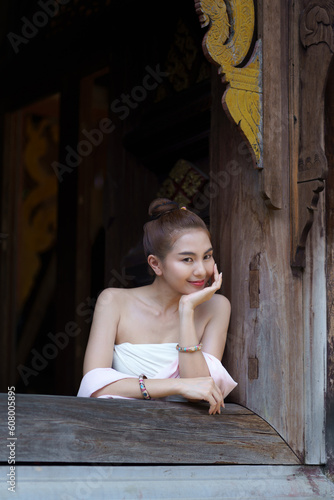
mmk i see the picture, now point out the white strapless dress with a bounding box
[77,342,237,399]
[112,343,178,378]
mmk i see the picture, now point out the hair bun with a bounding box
[148,198,179,218]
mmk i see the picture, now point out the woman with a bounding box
[77,198,237,414]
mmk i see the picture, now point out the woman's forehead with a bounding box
[170,229,212,251]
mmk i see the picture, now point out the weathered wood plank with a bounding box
[0,394,300,465]
[2,465,334,500]
[325,59,334,473]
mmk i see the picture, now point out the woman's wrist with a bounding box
[173,377,184,396]
[178,299,195,315]
[145,377,183,397]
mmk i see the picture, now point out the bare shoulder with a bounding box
[96,287,119,303]
[95,287,132,309]
[199,293,231,320]
[95,286,148,314]
[199,294,231,357]
[97,287,132,305]
[198,294,231,324]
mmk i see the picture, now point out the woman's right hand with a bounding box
[177,377,224,415]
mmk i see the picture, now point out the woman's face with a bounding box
[160,229,215,294]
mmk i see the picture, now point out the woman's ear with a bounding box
[147,255,163,276]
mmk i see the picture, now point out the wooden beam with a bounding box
[4,464,334,499]
[0,394,300,465]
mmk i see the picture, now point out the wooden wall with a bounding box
[209,0,331,464]
[210,68,305,459]
[325,60,334,474]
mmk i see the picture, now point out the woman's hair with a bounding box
[143,198,211,259]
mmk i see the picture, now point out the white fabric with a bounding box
[113,342,178,378]
[77,343,237,400]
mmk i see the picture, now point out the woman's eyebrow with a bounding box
[178,247,213,256]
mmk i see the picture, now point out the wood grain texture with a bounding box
[6,465,334,500]
[0,394,300,465]
[249,269,259,308]
[209,59,305,460]
[325,58,334,473]
[291,0,334,268]
[260,0,287,209]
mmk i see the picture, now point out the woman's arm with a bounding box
[83,288,120,375]
[177,264,231,379]
[178,306,211,378]
[92,376,224,415]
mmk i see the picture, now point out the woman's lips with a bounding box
[188,280,205,287]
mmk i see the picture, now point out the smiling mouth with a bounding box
[188,280,205,286]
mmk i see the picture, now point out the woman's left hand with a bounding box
[179,263,222,312]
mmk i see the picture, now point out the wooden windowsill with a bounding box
[0,394,300,465]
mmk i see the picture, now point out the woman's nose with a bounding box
[193,261,206,277]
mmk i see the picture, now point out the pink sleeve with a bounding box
[77,367,137,399]
[202,352,238,399]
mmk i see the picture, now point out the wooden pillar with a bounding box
[325,60,334,474]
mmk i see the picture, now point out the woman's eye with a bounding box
[183,257,193,263]
[204,254,213,260]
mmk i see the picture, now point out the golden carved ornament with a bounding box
[195,0,263,168]
[19,117,58,308]
[157,159,208,206]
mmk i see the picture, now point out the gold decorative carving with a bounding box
[19,116,58,308]
[157,159,208,207]
[195,0,263,169]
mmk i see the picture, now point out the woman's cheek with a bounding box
[174,262,187,277]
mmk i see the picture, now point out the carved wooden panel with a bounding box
[291,0,334,267]
[195,0,285,209]
[195,0,263,170]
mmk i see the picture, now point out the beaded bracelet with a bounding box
[138,374,151,400]
[176,343,202,353]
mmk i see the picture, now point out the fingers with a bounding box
[212,274,222,293]
[213,264,222,290]
[180,377,225,414]
[206,379,224,415]
[212,263,218,283]
[207,267,221,291]
[208,397,224,415]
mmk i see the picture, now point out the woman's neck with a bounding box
[147,277,181,315]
